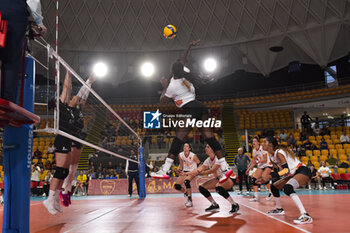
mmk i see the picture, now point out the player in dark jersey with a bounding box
[43,69,74,215]
[60,74,96,207]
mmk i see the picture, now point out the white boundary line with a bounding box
[239,202,311,233]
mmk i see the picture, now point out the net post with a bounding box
[138,146,146,199]
[2,56,35,232]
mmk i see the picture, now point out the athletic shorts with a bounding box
[182,100,209,120]
[294,166,311,179]
[258,166,273,171]
[71,140,82,149]
[54,135,72,154]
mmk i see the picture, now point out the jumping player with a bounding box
[258,136,312,224]
[183,144,239,214]
[174,143,200,207]
[60,74,95,206]
[246,137,273,202]
[43,69,74,214]
[151,39,232,183]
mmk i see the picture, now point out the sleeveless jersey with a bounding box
[164,77,195,108]
[179,151,197,172]
[253,146,272,168]
[272,149,304,174]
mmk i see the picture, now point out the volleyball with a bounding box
[163,25,176,39]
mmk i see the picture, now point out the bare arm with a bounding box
[193,154,201,165]
[69,73,96,108]
[60,70,72,104]
[246,157,257,174]
[160,77,171,104]
[182,164,208,177]
[178,156,183,171]
[180,39,200,64]
[200,164,220,175]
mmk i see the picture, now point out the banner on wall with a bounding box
[87,177,216,195]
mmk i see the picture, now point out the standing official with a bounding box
[126,149,139,197]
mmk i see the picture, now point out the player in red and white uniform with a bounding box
[246,138,273,202]
[183,144,239,214]
[257,136,312,225]
[151,39,232,183]
[174,143,200,207]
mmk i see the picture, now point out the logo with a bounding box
[143,109,161,129]
[100,180,116,195]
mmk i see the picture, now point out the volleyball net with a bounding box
[31,36,141,164]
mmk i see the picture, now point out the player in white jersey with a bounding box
[246,138,273,202]
[174,143,200,207]
[257,136,312,225]
[182,144,239,214]
[151,39,232,183]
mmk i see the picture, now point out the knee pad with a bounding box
[53,167,69,180]
[215,186,230,199]
[286,178,300,189]
[174,184,182,191]
[283,184,296,196]
[199,185,211,198]
[205,137,222,152]
[251,177,258,186]
[270,184,280,198]
[184,180,191,189]
[169,137,184,156]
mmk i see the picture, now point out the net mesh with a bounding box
[31,38,140,164]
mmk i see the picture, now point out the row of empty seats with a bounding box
[237,109,293,130]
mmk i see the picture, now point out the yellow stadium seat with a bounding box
[330,149,337,156]
[310,156,318,162]
[328,144,335,150]
[319,155,327,162]
[337,168,346,174]
[338,149,345,155]
[313,150,321,156]
[301,157,309,164]
[336,144,343,150]
[306,150,313,156]
[321,150,328,156]
[313,161,320,168]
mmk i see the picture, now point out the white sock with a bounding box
[275,197,282,209]
[254,192,258,199]
[63,164,78,194]
[48,190,56,202]
[290,193,306,215]
[217,157,229,171]
[162,158,174,172]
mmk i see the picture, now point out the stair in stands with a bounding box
[222,102,241,166]
[78,108,108,170]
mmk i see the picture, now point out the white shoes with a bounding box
[151,170,170,179]
[185,200,193,207]
[43,199,57,215]
[248,197,259,202]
